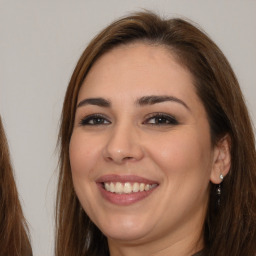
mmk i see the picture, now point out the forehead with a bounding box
[78,42,198,104]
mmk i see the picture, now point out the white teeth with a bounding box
[124,182,132,193]
[110,182,115,193]
[139,183,145,192]
[151,184,158,189]
[105,183,110,191]
[103,182,157,194]
[133,182,140,192]
[115,182,123,193]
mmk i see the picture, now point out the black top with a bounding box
[192,250,204,256]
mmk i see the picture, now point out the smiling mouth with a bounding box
[103,182,158,194]
[96,175,159,205]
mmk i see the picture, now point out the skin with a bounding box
[69,43,230,256]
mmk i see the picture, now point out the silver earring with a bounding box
[216,184,221,206]
[216,184,221,196]
[216,174,224,206]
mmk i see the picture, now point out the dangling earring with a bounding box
[216,174,224,206]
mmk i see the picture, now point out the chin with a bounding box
[98,215,153,242]
[104,228,150,242]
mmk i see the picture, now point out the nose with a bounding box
[102,122,144,164]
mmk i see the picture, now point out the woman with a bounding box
[55,12,256,256]
[0,116,32,256]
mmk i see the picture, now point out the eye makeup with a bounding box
[143,112,179,126]
[79,114,111,126]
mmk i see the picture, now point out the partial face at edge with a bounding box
[69,43,220,247]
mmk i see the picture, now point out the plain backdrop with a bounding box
[0,1,255,255]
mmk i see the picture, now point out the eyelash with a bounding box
[143,113,178,126]
[79,113,179,126]
[79,114,110,126]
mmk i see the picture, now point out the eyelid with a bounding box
[143,112,179,125]
[79,113,111,126]
[78,112,178,126]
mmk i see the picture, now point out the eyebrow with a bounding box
[77,95,190,111]
[77,98,111,108]
[137,95,190,111]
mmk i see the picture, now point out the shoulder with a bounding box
[192,251,205,256]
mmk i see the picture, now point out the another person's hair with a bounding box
[56,11,256,256]
[0,116,32,256]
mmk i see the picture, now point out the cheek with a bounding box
[69,132,102,215]
[151,128,213,215]
[147,128,213,179]
[69,132,100,180]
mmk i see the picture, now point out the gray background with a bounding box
[0,1,255,255]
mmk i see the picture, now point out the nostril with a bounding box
[124,157,133,160]
[106,155,135,164]
[103,142,144,163]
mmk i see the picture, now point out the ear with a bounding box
[210,134,231,184]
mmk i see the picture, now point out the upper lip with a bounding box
[96,174,159,185]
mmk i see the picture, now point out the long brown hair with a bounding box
[0,116,32,256]
[56,11,256,256]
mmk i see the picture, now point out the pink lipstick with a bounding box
[96,175,159,206]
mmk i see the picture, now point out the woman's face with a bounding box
[69,43,219,248]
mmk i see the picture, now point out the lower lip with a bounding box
[97,184,158,206]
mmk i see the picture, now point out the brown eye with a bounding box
[79,114,111,126]
[144,113,178,125]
